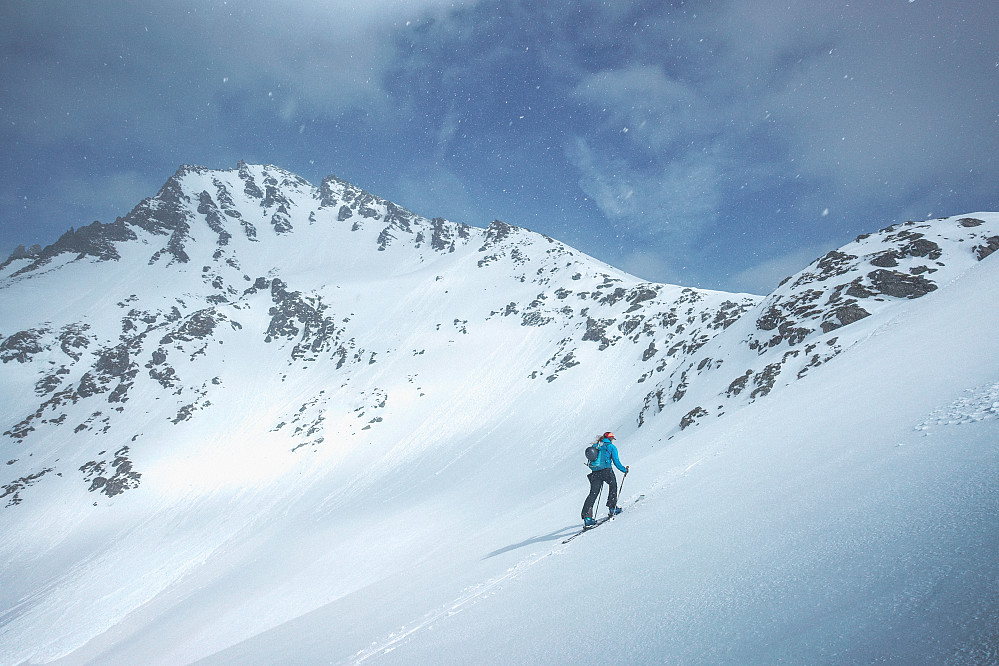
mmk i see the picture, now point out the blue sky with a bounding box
[1,0,996,294]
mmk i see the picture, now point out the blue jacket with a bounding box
[588,438,627,473]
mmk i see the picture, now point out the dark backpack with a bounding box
[584,444,600,464]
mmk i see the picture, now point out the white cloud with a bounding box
[58,171,162,221]
[192,0,482,122]
[395,165,482,226]
[566,60,734,244]
[703,0,999,206]
[618,249,673,284]
[2,0,483,146]
[567,138,722,240]
[729,242,833,296]
[573,65,704,153]
[563,0,999,256]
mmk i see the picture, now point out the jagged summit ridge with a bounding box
[0,162,478,277]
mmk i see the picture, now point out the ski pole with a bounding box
[619,470,628,498]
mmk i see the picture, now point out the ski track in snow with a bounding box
[349,507,635,664]
[348,548,554,664]
[348,456,709,664]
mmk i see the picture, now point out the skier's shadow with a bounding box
[483,525,579,559]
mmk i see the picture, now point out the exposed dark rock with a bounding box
[318,175,342,208]
[0,328,48,363]
[122,168,196,264]
[160,309,221,344]
[0,243,42,270]
[522,311,554,326]
[753,295,816,346]
[599,287,627,306]
[619,316,643,336]
[780,324,811,346]
[79,446,140,497]
[479,220,516,252]
[146,349,178,388]
[2,467,54,507]
[870,251,899,268]
[821,302,870,333]
[899,237,942,261]
[867,269,937,299]
[845,278,876,298]
[213,178,243,218]
[384,203,414,233]
[35,367,70,395]
[217,178,259,238]
[171,404,196,424]
[261,173,287,209]
[197,191,232,247]
[242,276,270,296]
[430,217,471,252]
[373,203,418,250]
[711,300,753,330]
[757,306,782,332]
[672,371,689,402]
[239,161,265,199]
[270,205,293,234]
[814,250,858,280]
[726,370,753,397]
[625,287,659,313]
[92,343,139,403]
[973,236,999,261]
[957,217,985,227]
[545,351,580,382]
[321,175,380,223]
[582,317,618,351]
[749,362,782,399]
[638,388,666,426]
[265,278,343,362]
[10,220,138,277]
[679,406,708,430]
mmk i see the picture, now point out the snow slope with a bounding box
[0,164,996,664]
[354,246,999,666]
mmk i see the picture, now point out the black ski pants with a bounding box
[581,467,618,519]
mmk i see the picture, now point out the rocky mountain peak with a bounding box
[1,162,997,515]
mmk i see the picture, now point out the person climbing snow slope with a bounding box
[581,432,629,527]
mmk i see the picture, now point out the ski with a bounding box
[562,494,644,544]
[562,515,613,543]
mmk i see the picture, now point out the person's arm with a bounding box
[610,443,628,474]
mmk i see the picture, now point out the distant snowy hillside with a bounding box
[1,163,996,664]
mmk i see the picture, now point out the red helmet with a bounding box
[602,432,615,440]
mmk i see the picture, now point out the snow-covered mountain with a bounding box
[1,163,997,664]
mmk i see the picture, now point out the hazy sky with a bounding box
[1,0,996,293]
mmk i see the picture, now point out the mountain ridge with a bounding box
[0,162,997,663]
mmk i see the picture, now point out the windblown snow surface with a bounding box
[0,164,996,664]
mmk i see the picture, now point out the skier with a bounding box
[581,432,629,527]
